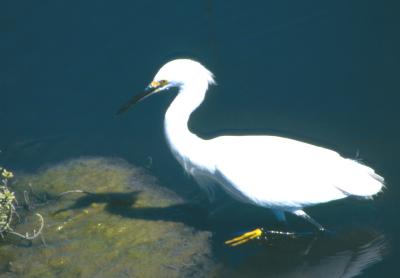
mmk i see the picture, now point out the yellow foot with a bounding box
[225,228,263,247]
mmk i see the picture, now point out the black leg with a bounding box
[291,209,325,231]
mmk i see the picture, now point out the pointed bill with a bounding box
[116,80,166,115]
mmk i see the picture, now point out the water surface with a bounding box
[1,1,399,276]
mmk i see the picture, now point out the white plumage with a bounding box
[120,58,384,230]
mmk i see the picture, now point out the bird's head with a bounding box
[116,59,215,115]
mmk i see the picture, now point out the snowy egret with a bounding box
[117,59,384,245]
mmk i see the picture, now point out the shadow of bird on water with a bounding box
[54,191,210,231]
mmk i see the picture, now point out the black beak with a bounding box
[116,84,159,116]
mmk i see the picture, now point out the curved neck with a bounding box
[164,82,212,172]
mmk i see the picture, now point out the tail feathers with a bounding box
[335,159,385,198]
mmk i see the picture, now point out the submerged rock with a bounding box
[0,157,215,277]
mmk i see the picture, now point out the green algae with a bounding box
[0,157,215,277]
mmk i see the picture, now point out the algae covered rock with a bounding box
[0,157,215,277]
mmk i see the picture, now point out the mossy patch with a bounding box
[0,157,215,277]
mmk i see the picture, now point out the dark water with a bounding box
[1,1,399,276]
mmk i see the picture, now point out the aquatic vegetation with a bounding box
[0,168,15,235]
[0,157,215,277]
[0,167,44,240]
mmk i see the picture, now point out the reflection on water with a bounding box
[220,229,387,277]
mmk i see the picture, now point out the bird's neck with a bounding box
[164,82,213,173]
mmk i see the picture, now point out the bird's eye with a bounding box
[159,80,168,86]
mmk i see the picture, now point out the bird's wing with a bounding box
[208,136,383,208]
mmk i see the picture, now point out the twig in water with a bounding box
[8,213,44,240]
[23,190,34,211]
[57,190,91,200]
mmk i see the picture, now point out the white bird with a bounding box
[117,59,384,245]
